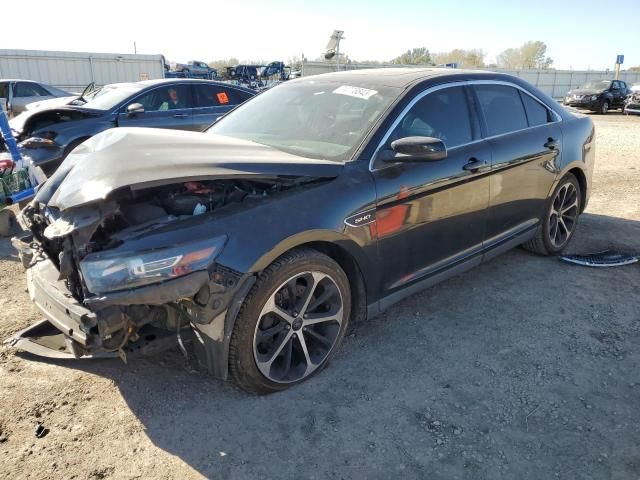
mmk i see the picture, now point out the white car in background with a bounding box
[0,79,72,116]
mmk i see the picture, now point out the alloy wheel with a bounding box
[548,182,579,249]
[253,271,344,383]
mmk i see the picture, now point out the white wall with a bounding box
[301,61,640,98]
[0,49,166,92]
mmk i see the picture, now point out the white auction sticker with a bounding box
[333,85,378,100]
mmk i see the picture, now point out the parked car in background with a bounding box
[8,83,114,134]
[564,79,629,114]
[0,79,72,116]
[624,83,640,115]
[170,60,217,79]
[13,79,255,176]
[11,69,594,394]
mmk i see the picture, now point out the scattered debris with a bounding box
[34,423,49,438]
[525,405,540,433]
[560,250,639,268]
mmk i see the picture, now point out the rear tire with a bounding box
[524,173,582,256]
[229,248,351,394]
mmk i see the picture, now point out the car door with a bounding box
[610,81,623,108]
[117,83,195,130]
[0,82,8,114]
[472,83,561,252]
[192,84,251,131]
[371,84,491,296]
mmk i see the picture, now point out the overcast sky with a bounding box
[4,0,639,70]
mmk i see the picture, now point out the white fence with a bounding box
[301,61,640,98]
[0,49,166,92]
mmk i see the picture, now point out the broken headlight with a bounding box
[79,236,226,294]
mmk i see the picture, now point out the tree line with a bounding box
[387,41,553,69]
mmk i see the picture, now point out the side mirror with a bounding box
[126,103,144,116]
[386,136,447,162]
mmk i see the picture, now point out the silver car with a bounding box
[0,79,71,116]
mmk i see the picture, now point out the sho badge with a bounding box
[344,209,376,227]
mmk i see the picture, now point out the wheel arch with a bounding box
[567,166,588,213]
[546,162,589,214]
[247,231,371,324]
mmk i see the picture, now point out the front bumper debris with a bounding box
[26,256,97,347]
[4,320,116,359]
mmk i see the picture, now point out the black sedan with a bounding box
[12,79,255,176]
[11,68,595,394]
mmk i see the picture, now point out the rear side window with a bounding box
[519,92,550,127]
[474,85,528,136]
[194,84,242,107]
[0,83,6,98]
[390,86,473,148]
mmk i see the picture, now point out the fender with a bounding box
[545,161,591,212]
[198,229,374,380]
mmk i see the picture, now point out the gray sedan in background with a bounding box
[0,79,72,116]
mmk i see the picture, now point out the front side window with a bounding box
[14,82,49,97]
[520,92,550,127]
[388,86,474,149]
[130,84,192,111]
[474,85,528,136]
[0,83,7,98]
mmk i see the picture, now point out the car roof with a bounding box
[293,67,489,88]
[136,78,255,92]
[0,79,50,83]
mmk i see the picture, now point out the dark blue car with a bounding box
[13,79,255,176]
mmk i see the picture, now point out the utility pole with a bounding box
[134,41,137,54]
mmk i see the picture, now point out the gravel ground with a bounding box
[1,113,639,480]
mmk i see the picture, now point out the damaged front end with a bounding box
[8,174,335,376]
[7,128,342,376]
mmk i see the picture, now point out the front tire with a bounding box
[229,248,351,394]
[524,173,582,256]
[598,99,609,114]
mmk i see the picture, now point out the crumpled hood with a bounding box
[37,127,343,211]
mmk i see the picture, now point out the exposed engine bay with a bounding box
[15,176,304,361]
[13,108,98,142]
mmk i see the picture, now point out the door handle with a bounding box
[544,138,559,150]
[462,158,488,172]
[173,113,189,118]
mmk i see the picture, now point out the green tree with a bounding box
[391,47,432,65]
[497,41,553,69]
[432,49,486,68]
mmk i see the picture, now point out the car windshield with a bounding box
[581,80,611,90]
[207,80,401,161]
[81,84,145,110]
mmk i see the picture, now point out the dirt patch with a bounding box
[1,113,639,479]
